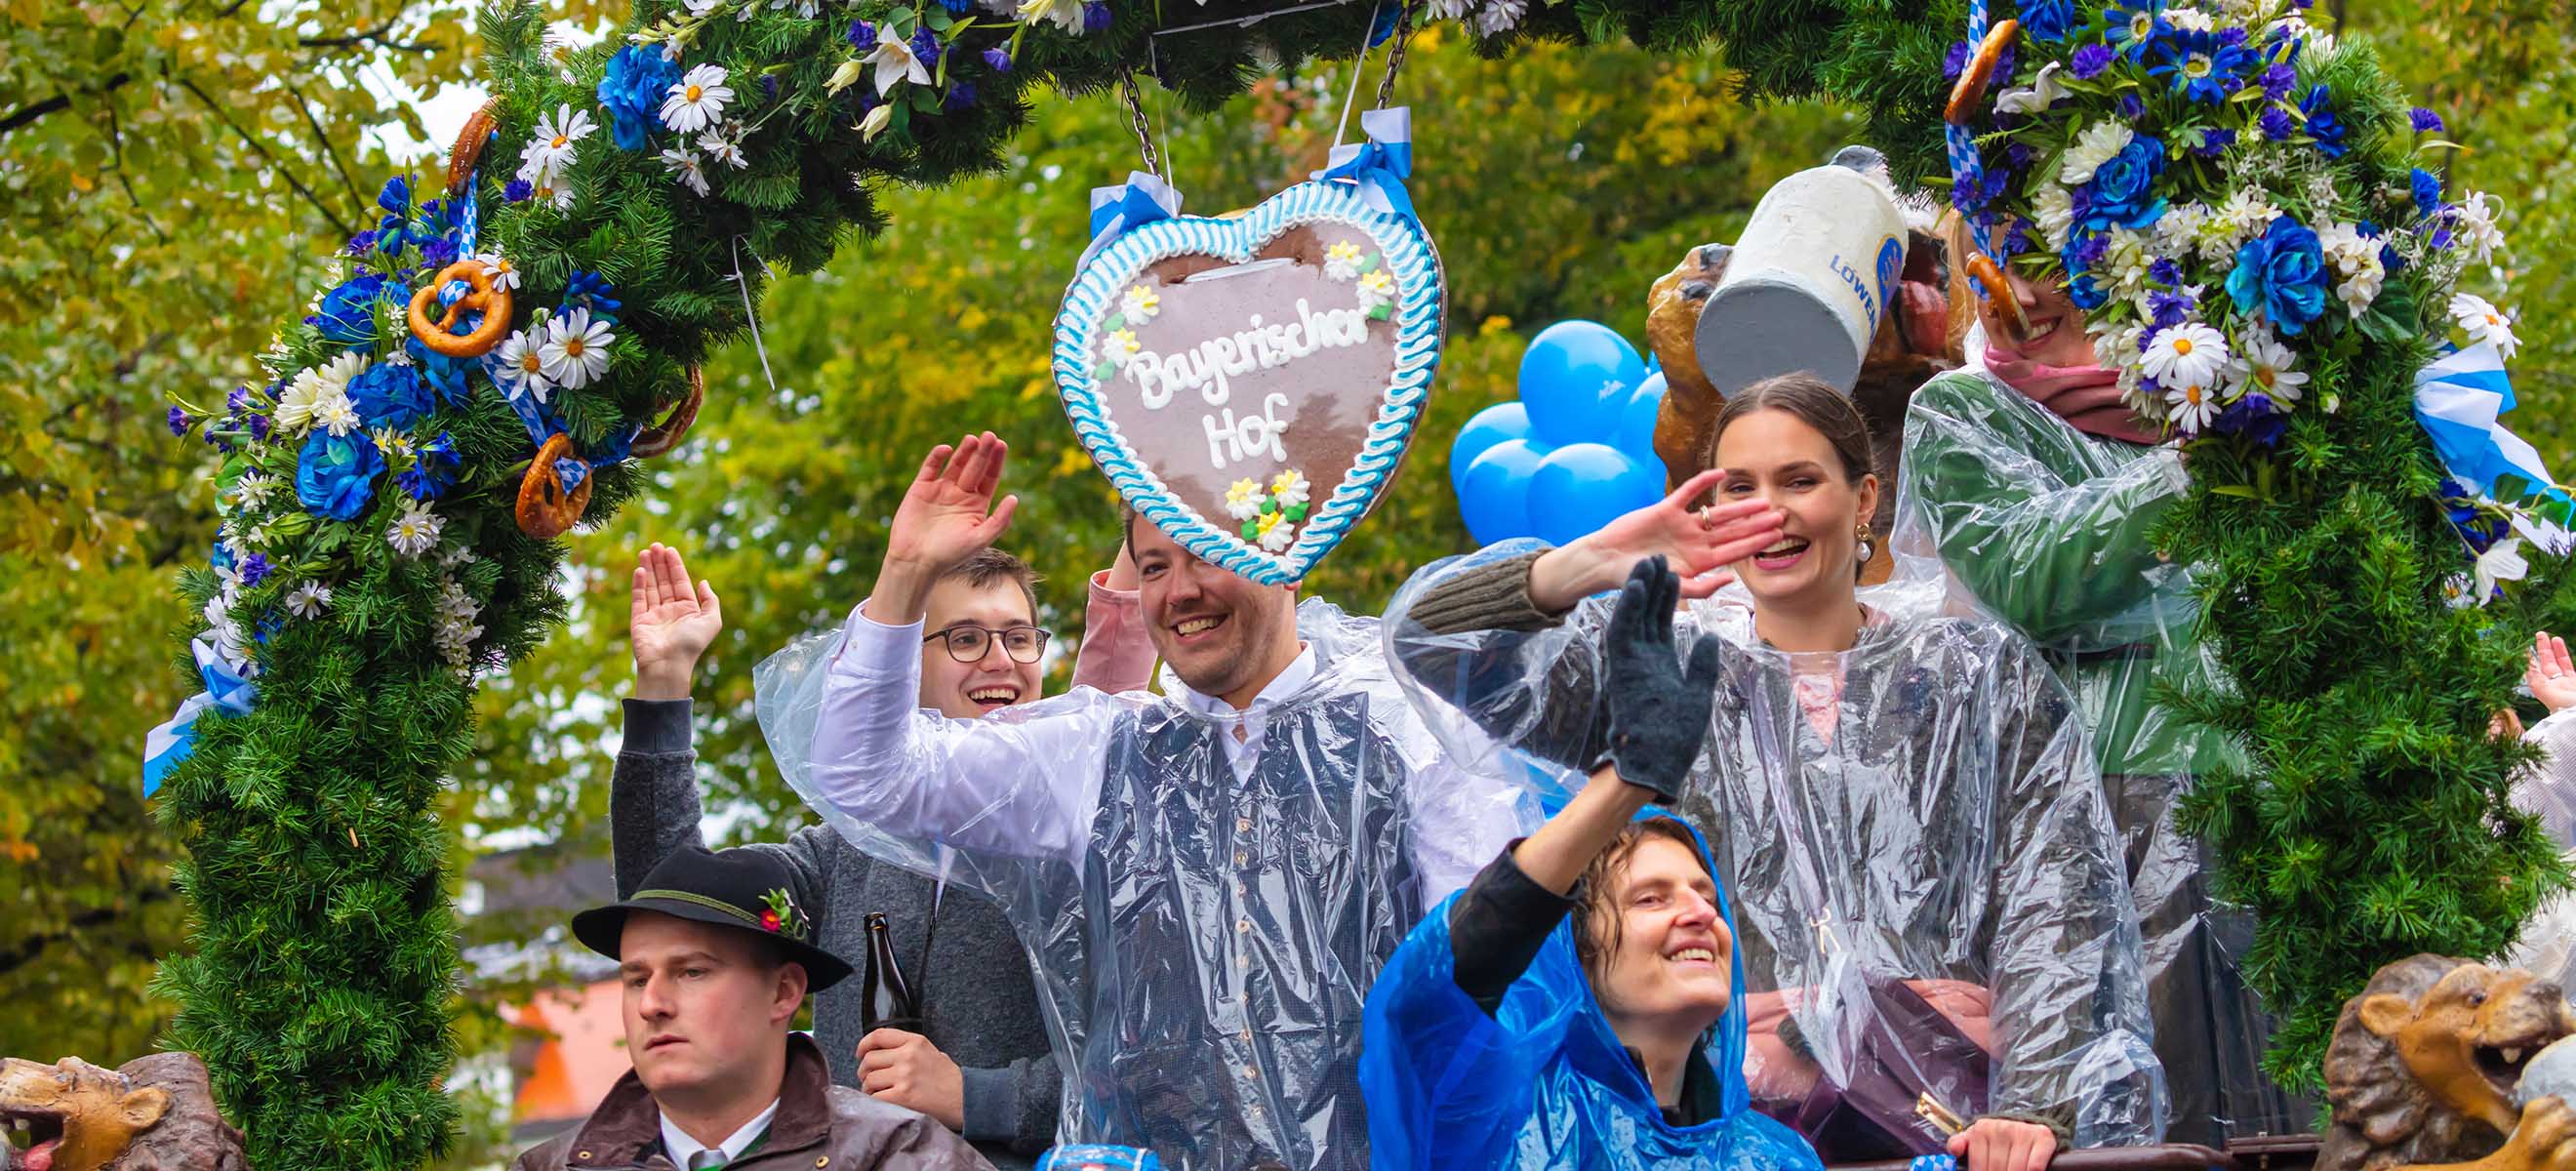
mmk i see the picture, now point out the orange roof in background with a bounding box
[512,979,632,1125]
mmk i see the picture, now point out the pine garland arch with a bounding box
[154,0,2561,1162]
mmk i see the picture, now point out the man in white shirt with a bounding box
[762,432,1525,1170]
[509,844,993,1171]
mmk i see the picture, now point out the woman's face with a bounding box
[1592,836,1735,1026]
[1712,408,1877,610]
[1980,263,2096,368]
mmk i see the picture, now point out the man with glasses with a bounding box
[610,539,1153,1169]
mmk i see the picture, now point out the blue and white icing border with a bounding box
[1051,179,1446,586]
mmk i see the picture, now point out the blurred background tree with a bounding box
[3,0,2569,1160]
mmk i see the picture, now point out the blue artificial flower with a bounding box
[2258,61,2296,100]
[2190,126,2235,157]
[2299,84,2346,157]
[168,406,193,436]
[503,178,533,202]
[2411,167,2444,216]
[2412,106,2444,133]
[1082,1,1111,31]
[399,431,462,501]
[2105,0,2167,61]
[2070,43,2114,79]
[908,26,942,69]
[2006,141,2033,172]
[2226,214,2329,336]
[939,0,973,13]
[405,337,478,408]
[2020,0,2076,41]
[2062,231,2111,310]
[1942,40,1970,80]
[2150,27,2252,103]
[210,540,235,573]
[2212,392,2287,447]
[377,177,411,217]
[945,80,977,110]
[240,553,271,588]
[2430,224,2455,251]
[2003,222,2034,257]
[2083,133,2165,229]
[296,429,384,522]
[598,46,683,151]
[421,236,460,269]
[563,270,624,324]
[2148,286,2195,330]
[348,362,433,430]
[312,273,394,346]
[847,19,877,50]
[345,230,379,257]
[984,47,1011,72]
[2259,105,2296,141]
[248,413,272,442]
[2149,257,2181,286]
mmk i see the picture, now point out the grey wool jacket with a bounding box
[613,699,1060,1169]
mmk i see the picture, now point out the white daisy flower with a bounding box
[520,103,595,180]
[865,34,932,96]
[475,252,521,291]
[2142,323,2229,391]
[661,63,734,135]
[2164,377,2219,434]
[231,471,281,509]
[2033,184,2077,251]
[1017,0,1083,32]
[2060,121,2134,186]
[2450,191,2507,263]
[2089,320,2146,376]
[493,329,554,403]
[700,130,746,169]
[1469,0,1525,36]
[1323,241,1367,282]
[312,386,362,437]
[2227,328,2307,405]
[663,147,710,196]
[285,582,333,619]
[2450,292,2519,360]
[541,307,617,389]
[388,501,445,558]
[1225,478,1265,520]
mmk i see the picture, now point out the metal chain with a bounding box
[1119,70,1164,178]
[1373,0,1417,109]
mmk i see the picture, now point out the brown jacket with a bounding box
[510,1034,997,1171]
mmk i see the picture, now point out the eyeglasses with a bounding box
[921,625,1052,665]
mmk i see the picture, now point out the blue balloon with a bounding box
[1527,443,1659,545]
[1614,371,1669,467]
[1450,401,1533,494]
[1518,321,1645,447]
[1457,438,1546,545]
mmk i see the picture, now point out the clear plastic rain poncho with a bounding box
[1894,342,2312,1143]
[2508,710,2576,989]
[1384,541,2166,1153]
[755,597,1529,1171]
[1360,809,1830,1171]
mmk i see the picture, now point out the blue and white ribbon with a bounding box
[141,637,260,797]
[1312,106,1417,224]
[1077,171,1185,270]
[1947,0,1997,265]
[2414,342,2565,505]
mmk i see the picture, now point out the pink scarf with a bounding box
[1981,342,2163,446]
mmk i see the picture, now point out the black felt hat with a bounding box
[570,845,853,991]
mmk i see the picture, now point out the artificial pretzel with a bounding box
[631,366,704,459]
[406,259,514,358]
[515,433,594,540]
[1961,250,2033,339]
[1944,19,2020,125]
[446,100,500,196]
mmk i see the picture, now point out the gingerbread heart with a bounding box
[1052,180,1445,586]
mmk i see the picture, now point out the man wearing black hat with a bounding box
[508,845,995,1171]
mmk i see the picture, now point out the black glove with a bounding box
[1596,555,1724,803]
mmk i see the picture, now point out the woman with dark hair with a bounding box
[1362,557,1826,1169]
[1387,373,2163,1165]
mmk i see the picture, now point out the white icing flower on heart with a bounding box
[1225,478,1264,520]
[1254,509,1295,551]
[1121,285,1160,323]
[1268,469,1309,509]
[1355,269,1396,311]
[1103,327,1141,367]
[1324,241,1367,281]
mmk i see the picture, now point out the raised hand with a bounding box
[2530,631,2576,715]
[630,542,722,701]
[1529,467,1785,612]
[1597,556,1725,803]
[867,432,1022,625]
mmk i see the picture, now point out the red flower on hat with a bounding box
[761,909,783,933]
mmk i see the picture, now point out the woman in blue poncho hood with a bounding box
[1360,556,1826,1171]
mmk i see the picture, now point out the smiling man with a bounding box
[767,432,1531,1171]
[510,845,992,1171]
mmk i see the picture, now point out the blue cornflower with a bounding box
[240,553,272,588]
[2149,257,2181,286]
[847,19,877,51]
[2299,84,2346,157]
[984,47,1011,72]
[1943,40,1971,80]
[2190,126,2235,157]
[168,406,193,436]
[2116,93,2145,118]
[945,80,977,109]
[2212,392,2286,447]
[345,230,379,257]
[1083,1,1111,30]
[2150,26,2253,103]
[939,0,973,13]
[503,179,533,202]
[563,271,624,324]
[2259,105,2296,141]
[2411,106,2443,133]
[421,236,460,268]
[248,414,271,442]
[2148,286,2195,330]
[2258,61,2296,100]
[2412,168,2445,216]
[226,386,250,413]
[908,26,942,69]
[2070,43,2114,79]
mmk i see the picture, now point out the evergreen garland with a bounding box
[152,0,2556,1156]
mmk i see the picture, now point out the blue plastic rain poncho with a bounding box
[1360,810,1828,1171]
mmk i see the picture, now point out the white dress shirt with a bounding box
[659,1098,778,1170]
[1170,643,1318,781]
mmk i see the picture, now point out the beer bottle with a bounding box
[859,911,922,1033]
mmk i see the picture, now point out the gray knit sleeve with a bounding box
[958,1052,1064,1155]
[1403,549,1562,635]
[610,699,711,899]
